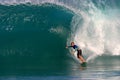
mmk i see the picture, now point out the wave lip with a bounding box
[0,0,120,73]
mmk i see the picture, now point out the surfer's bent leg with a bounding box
[77,50,82,58]
[77,50,86,62]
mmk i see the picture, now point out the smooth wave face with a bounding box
[0,4,73,75]
[0,0,120,78]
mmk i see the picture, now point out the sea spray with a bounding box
[69,0,120,62]
[0,0,119,77]
[0,0,120,67]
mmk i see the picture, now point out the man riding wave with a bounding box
[66,42,86,63]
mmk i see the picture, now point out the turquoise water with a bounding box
[0,0,120,80]
[0,3,73,75]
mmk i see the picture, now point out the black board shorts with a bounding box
[77,49,82,58]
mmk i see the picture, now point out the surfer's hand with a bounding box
[66,46,68,48]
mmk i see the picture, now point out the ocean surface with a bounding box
[0,0,120,80]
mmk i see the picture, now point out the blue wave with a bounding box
[0,0,120,76]
[0,4,73,75]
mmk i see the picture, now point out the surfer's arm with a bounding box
[66,46,72,48]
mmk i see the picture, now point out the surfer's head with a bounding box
[71,42,75,46]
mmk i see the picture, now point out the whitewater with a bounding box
[0,0,120,80]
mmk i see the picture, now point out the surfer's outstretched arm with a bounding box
[66,46,72,48]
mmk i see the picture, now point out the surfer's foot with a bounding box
[81,61,86,64]
[81,60,86,63]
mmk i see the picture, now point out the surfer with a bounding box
[66,42,86,63]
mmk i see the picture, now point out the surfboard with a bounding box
[81,62,87,67]
[71,50,87,67]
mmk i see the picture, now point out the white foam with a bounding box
[49,26,64,35]
[69,1,120,62]
[1,0,120,61]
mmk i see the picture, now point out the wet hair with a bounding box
[71,42,74,45]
